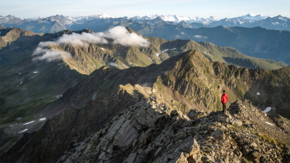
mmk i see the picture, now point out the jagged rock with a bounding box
[187,109,198,120]
[217,113,229,123]
[11,96,290,163]
[247,151,262,162]
[231,119,243,126]
[171,152,188,163]
[211,128,225,140]
[123,153,137,163]
[113,121,139,149]
[187,109,209,120]
[56,99,289,162]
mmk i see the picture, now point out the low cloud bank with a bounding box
[32,26,150,62]
[32,48,72,62]
[107,62,120,68]
[193,35,208,39]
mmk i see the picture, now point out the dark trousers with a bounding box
[222,103,226,112]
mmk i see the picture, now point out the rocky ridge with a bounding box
[57,97,290,163]
[2,50,290,162]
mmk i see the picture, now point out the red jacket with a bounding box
[221,93,228,103]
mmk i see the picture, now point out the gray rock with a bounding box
[123,153,137,163]
[169,152,188,163]
[231,119,243,126]
[211,128,225,140]
[154,147,162,157]
[217,114,228,122]
[113,121,139,149]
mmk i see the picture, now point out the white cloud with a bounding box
[181,32,185,35]
[104,26,150,47]
[193,35,208,39]
[32,26,150,62]
[32,47,72,62]
[107,62,120,68]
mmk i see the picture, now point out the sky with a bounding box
[0,0,290,19]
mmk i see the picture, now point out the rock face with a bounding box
[57,97,290,163]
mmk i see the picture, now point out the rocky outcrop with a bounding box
[57,97,290,163]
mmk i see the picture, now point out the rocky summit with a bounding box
[1,50,290,163]
[57,98,289,163]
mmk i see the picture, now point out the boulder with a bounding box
[211,128,225,140]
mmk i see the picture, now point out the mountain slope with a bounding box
[198,41,287,69]
[47,32,288,74]
[0,26,37,49]
[134,25,290,65]
[1,50,290,162]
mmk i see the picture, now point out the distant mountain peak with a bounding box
[98,13,114,18]
[236,13,268,21]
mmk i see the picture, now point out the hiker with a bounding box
[221,90,228,112]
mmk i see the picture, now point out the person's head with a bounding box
[223,90,225,93]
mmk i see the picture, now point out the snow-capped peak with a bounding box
[237,13,268,21]
[98,13,114,19]
[131,14,219,24]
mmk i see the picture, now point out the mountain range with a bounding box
[0,13,289,33]
[1,14,290,66]
[1,26,285,127]
[1,26,290,162]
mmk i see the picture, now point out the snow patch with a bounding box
[266,122,274,126]
[39,117,46,121]
[272,22,280,25]
[156,53,160,57]
[257,92,260,95]
[33,71,38,73]
[23,121,35,125]
[101,47,105,51]
[170,48,176,50]
[278,17,287,22]
[161,49,169,53]
[18,129,28,133]
[56,95,62,99]
[263,107,272,113]
[16,117,22,120]
[73,66,78,70]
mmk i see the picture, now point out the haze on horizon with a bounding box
[1,0,290,19]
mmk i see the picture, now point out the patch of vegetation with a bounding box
[257,133,287,155]
[0,96,56,124]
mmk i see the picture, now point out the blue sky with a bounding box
[1,0,290,19]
